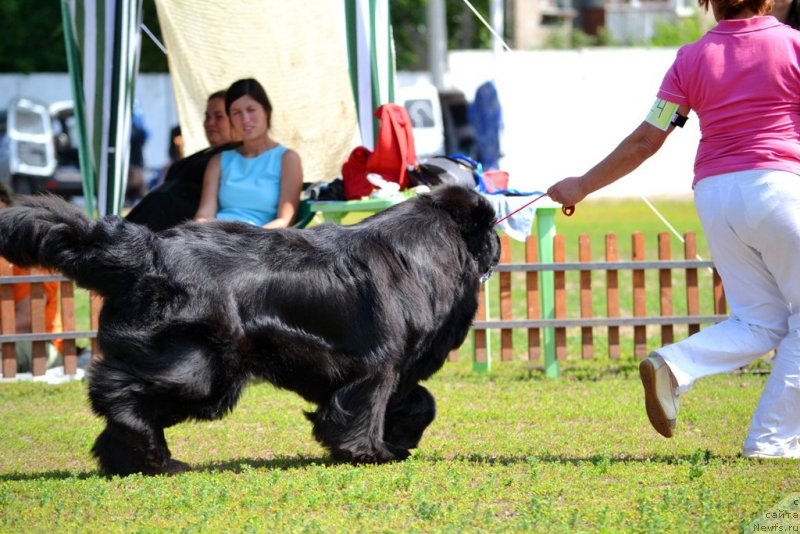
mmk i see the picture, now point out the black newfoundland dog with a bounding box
[0,185,500,475]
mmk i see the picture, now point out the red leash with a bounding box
[494,193,575,226]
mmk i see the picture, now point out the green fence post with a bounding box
[472,287,492,374]
[536,206,559,378]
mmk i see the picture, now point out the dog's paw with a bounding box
[138,457,191,476]
[383,431,425,451]
[163,458,192,475]
[332,443,410,464]
[383,443,411,462]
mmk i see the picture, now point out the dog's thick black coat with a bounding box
[0,186,500,475]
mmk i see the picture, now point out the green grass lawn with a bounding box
[0,358,796,532]
[552,195,708,261]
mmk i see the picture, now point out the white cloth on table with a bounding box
[479,193,537,241]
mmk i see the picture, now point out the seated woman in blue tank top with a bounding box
[194,78,304,228]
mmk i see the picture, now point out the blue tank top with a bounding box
[216,144,287,226]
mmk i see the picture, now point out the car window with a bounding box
[65,115,79,149]
[14,107,47,135]
[404,98,436,128]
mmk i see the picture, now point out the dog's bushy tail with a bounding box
[0,195,155,298]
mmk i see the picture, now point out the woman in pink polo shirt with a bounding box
[548,0,800,459]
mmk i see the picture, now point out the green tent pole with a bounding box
[61,0,97,216]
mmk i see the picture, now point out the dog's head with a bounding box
[428,185,501,281]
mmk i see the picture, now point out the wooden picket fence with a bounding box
[0,258,101,379]
[465,232,727,369]
[0,230,728,378]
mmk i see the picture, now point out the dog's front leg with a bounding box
[383,384,436,451]
[307,372,408,463]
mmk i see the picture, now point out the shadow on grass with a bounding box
[428,449,732,466]
[0,449,738,482]
[178,451,733,474]
[0,469,100,482]
[192,454,334,473]
[0,454,333,482]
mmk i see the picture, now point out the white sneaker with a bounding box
[639,353,679,438]
[742,449,800,460]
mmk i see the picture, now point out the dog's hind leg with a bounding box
[91,418,187,476]
[89,367,192,476]
[383,384,436,451]
[307,373,408,463]
[88,329,242,476]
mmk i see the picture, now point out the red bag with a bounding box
[366,103,417,189]
[342,145,373,200]
[342,103,418,200]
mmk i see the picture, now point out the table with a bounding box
[305,196,406,224]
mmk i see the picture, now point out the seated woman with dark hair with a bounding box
[194,78,304,228]
[125,91,241,232]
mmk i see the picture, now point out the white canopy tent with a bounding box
[63,0,395,216]
[62,0,143,216]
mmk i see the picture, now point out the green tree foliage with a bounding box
[1,1,491,73]
[391,0,494,70]
[446,0,493,50]
[649,11,710,46]
[138,0,168,72]
[0,0,166,73]
[0,0,67,72]
[390,0,428,71]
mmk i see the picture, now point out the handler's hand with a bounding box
[547,177,587,207]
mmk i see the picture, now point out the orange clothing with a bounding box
[12,265,63,352]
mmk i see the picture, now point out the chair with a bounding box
[292,199,315,228]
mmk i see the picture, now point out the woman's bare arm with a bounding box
[194,153,222,222]
[547,103,690,206]
[263,149,304,229]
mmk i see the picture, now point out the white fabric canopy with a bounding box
[155,0,361,184]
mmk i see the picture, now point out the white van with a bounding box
[396,83,475,162]
[0,97,83,198]
[396,84,445,159]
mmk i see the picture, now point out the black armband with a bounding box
[670,113,689,128]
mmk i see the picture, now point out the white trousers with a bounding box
[658,169,800,456]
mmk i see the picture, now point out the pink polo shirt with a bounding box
[657,16,800,185]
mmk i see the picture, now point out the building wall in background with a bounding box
[448,48,696,199]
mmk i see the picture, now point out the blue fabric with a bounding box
[480,193,539,242]
[217,145,287,226]
[449,153,538,197]
[468,81,503,170]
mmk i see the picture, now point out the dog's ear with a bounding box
[428,186,500,275]
[429,185,496,234]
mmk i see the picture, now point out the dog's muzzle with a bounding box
[479,267,495,284]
